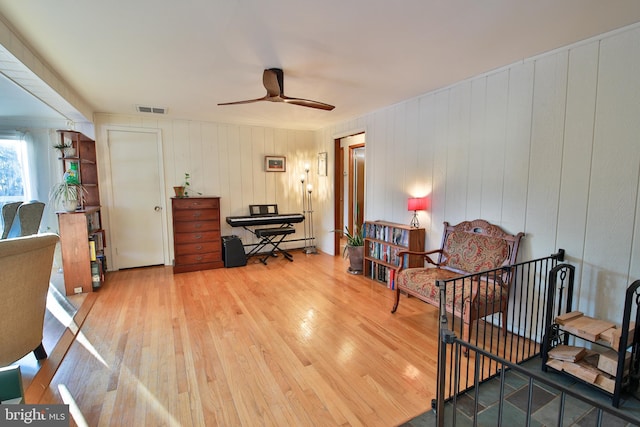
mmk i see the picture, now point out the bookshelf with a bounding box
[363,220,425,289]
[57,130,100,209]
[58,207,106,294]
[56,130,106,295]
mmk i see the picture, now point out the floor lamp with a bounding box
[300,172,308,250]
[301,165,317,254]
[305,183,317,254]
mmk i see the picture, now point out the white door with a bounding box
[107,129,167,269]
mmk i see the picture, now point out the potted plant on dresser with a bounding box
[342,225,364,274]
[174,172,203,197]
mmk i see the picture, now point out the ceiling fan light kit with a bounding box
[218,68,335,111]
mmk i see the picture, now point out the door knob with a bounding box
[154,206,162,211]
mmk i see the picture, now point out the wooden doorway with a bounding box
[334,133,365,255]
[105,128,169,269]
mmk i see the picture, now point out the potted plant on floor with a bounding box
[342,224,364,274]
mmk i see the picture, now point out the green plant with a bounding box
[335,224,365,246]
[53,141,73,150]
[344,224,364,246]
[340,224,364,258]
[182,172,202,197]
[183,172,191,196]
[49,181,87,209]
[53,141,75,158]
[52,142,72,150]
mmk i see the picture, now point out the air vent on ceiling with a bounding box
[136,105,167,114]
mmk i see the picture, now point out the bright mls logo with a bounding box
[1,405,68,426]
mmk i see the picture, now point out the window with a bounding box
[0,138,31,211]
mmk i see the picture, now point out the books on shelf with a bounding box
[364,222,410,246]
[366,241,408,268]
[366,261,396,289]
[91,261,101,288]
[363,220,425,290]
[88,232,105,255]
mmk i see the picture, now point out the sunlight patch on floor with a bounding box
[338,340,355,365]
[46,287,78,333]
[403,364,420,381]
[75,332,109,368]
[298,308,316,341]
[58,384,89,427]
[123,364,182,427]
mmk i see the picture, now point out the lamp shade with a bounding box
[407,197,428,211]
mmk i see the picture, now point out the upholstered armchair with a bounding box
[1,201,22,239]
[1,201,45,239]
[0,233,59,366]
[392,220,523,343]
[17,201,45,236]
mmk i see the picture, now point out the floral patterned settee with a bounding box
[391,219,524,342]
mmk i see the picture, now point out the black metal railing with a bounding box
[434,250,565,407]
[435,332,638,427]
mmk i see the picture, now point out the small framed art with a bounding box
[265,156,286,172]
[318,152,328,176]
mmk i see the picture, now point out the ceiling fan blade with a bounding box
[282,96,335,111]
[217,96,268,106]
[263,68,284,97]
[219,68,335,111]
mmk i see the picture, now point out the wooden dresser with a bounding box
[171,196,223,273]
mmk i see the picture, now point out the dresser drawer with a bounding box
[174,231,220,245]
[172,196,222,274]
[173,208,219,222]
[175,252,220,265]
[173,220,219,233]
[172,197,219,210]
[174,241,221,256]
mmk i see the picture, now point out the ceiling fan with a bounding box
[218,68,335,111]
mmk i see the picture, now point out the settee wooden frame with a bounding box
[391,219,524,343]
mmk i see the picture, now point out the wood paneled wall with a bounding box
[93,115,317,264]
[94,24,640,322]
[316,24,640,321]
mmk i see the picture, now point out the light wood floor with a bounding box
[17,275,87,389]
[32,251,442,426]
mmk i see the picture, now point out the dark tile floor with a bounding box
[401,358,640,427]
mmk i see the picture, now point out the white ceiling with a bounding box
[0,71,64,120]
[1,1,640,130]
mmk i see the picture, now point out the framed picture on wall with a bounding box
[318,152,328,176]
[265,155,286,172]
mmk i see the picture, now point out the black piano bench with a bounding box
[254,227,295,264]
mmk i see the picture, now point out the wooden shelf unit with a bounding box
[58,207,106,295]
[57,130,100,208]
[56,130,106,295]
[363,220,425,289]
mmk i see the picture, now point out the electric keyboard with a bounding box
[225,205,304,264]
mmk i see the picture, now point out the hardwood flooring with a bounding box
[33,251,442,426]
[17,274,88,392]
